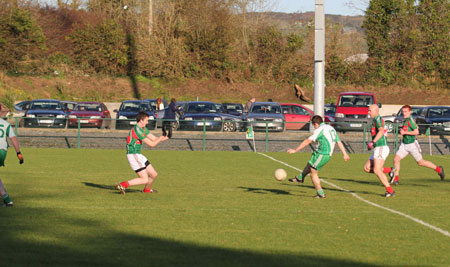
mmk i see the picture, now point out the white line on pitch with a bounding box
[258,152,450,238]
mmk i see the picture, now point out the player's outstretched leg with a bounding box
[0,179,13,207]
[289,163,311,183]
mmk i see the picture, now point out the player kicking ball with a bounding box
[388,105,444,185]
[287,115,350,198]
[0,109,24,207]
[116,111,168,195]
[364,104,396,197]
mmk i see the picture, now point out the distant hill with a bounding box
[249,12,365,34]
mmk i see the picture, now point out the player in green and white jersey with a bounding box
[0,108,24,207]
[287,115,350,198]
[116,112,168,195]
[363,104,395,197]
[389,105,444,184]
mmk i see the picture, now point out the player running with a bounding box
[287,115,350,198]
[0,110,24,207]
[388,105,444,185]
[363,104,396,197]
[116,111,168,195]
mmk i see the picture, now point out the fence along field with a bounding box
[1,148,449,266]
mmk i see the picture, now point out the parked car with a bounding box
[179,101,223,131]
[24,99,67,128]
[382,106,424,133]
[68,102,112,129]
[114,100,156,130]
[214,103,244,132]
[415,106,450,135]
[281,103,334,130]
[245,102,284,132]
[334,92,381,132]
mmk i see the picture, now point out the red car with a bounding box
[281,103,332,130]
[68,102,111,129]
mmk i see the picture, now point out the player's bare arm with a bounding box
[287,139,313,154]
[10,136,23,164]
[336,141,350,161]
[142,135,168,148]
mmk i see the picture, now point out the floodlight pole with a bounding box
[314,0,325,119]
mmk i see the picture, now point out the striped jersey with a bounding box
[126,124,150,154]
[308,123,340,156]
[402,116,417,144]
[0,119,15,150]
[371,115,388,147]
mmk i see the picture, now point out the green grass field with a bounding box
[0,148,449,266]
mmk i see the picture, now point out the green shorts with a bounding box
[308,152,330,171]
[0,150,7,167]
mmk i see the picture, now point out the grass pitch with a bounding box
[0,148,449,266]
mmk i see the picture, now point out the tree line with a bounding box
[0,0,448,90]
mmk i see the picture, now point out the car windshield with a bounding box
[186,103,217,113]
[338,95,374,107]
[30,101,63,110]
[223,104,243,113]
[428,108,450,118]
[120,102,151,112]
[76,104,102,112]
[250,104,281,114]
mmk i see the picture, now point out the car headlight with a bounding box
[26,114,35,118]
[247,118,255,122]
[119,116,127,119]
[56,115,65,118]
[433,122,442,126]
[185,117,192,120]
[336,113,344,118]
[214,117,221,121]
[68,115,77,119]
[149,116,154,120]
[274,119,283,122]
[91,116,101,119]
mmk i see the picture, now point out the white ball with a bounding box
[123,5,128,10]
[274,168,287,181]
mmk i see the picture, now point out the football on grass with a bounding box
[274,168,287,181]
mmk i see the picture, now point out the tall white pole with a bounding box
[314,0,325,118]
[149,0,153,35]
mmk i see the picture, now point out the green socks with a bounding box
[317,189,325,196]
[2,193,11,204]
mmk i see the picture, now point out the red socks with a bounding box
[383,167,392,173]
[435,166,441,173]
[120,181,130,188]
[386,186,394,194]
[143,187,152,193]
[394,176,399,182]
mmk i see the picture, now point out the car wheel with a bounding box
[222,120,236,132]
[385,121,393,133]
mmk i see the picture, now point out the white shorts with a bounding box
[369,146,390,161]
[127,154,150,173]
[396,141,423,162]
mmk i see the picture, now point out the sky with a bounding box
[269,0,368,16]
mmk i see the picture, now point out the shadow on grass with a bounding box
[83,182,142,194]
[325,177,431,188]
[0,207,379,267]
[238,186,292,195]
[280,182,379,196]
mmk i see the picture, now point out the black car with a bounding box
[324,104,336,123]
[245,102,285,132]
[214,103,244,132]
[179,101,223,131]
[24,99,67,128]
[114,100,156,130]
[415,106,450,135]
